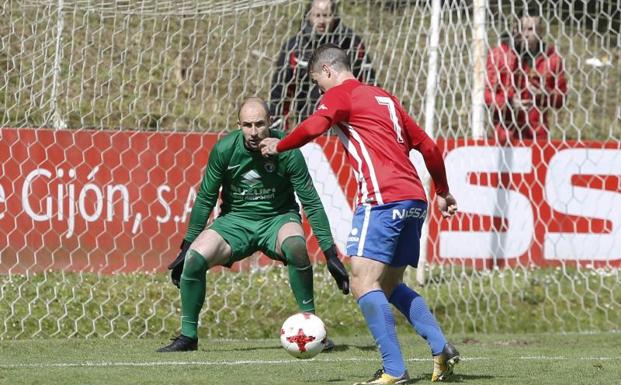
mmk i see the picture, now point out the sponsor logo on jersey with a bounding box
[348,228,360,242]
[241,169,261,186]
[392,207,427,220]
[317,104,328,111]
[227,164,241,170]
[231,185,276,201]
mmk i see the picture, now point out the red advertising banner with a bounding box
[1,128,620,274]
[1,128,216,273]
[426,139,621,268]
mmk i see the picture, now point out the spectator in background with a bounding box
[269,0,376,130]
[485,8,567,143]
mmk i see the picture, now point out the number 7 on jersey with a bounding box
[375,96,405,143]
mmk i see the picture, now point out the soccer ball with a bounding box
[280,312,327,359]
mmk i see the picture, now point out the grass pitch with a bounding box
[1,333,620,385]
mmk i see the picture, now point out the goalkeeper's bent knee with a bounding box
[181,249,209,280]
[281,236,310,269]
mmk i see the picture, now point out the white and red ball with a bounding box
[280,312,327,359]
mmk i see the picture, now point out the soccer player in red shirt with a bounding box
[261,44,460,384]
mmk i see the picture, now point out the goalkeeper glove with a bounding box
[168,239,191,288]
[323,245,350,295]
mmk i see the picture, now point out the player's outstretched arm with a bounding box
[260,115,332,157]
[414,135,457,218]
[184,148,224,240]
[167,143,225,287]
[401,114,449,191]
[397,102,457,218]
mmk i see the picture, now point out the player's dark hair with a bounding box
[309,43,351,72]
[238,97,270,120]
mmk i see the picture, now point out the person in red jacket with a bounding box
[485,11,567,143]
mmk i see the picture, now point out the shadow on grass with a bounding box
[208,342,376,353]
[330,343,377,352]
[210,345,282,352]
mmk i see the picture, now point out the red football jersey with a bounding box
[278,78,449,206]
[317,79,445,205]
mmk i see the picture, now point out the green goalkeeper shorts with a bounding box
[208,211,302,265]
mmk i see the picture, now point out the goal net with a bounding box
[1,0,619,338]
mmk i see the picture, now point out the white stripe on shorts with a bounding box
[357,204,372,256]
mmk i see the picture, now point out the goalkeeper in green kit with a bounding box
[157,97,349,352]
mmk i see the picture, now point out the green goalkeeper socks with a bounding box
[180,249,209,340]
[281,236,315,313]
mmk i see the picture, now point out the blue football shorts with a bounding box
[346,199,428,267]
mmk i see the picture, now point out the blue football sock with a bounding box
[358,290,406,377]
[388,283,447,355]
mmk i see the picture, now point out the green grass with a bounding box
[2,266,619,339]
[0,333,620,384]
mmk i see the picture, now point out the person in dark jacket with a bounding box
[269,0,376,130]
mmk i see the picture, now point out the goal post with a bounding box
[417,0,442,286]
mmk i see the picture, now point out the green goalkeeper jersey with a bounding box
[184,129,334,251]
